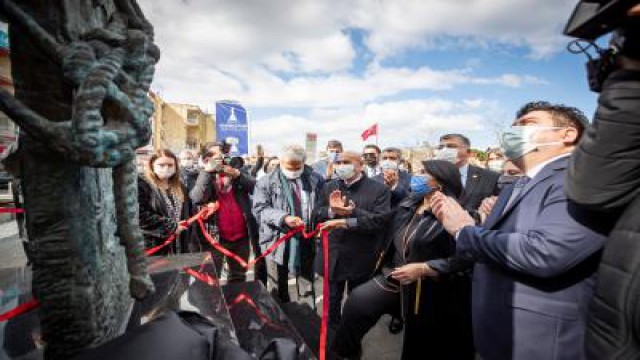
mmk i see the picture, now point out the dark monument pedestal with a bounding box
[1,253,315,359]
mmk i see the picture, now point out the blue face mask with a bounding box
[410,176,434,197]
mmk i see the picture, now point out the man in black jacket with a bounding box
[566,44,640,358]
[313,151,391,326]
[436,134,499,212]
[190,142,266,284]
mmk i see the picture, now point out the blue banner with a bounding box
[215,101,249,156]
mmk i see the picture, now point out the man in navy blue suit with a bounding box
[430,102,610,360]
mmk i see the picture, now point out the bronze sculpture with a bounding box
[0,0,159,358]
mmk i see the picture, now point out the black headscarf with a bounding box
[421,160,463,200]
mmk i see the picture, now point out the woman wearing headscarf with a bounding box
[323,160,474,360]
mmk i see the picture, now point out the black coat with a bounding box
[189,170,258,242]
[138,177,194,255]
[566,69,640,359]
[354,194,474,358]
[460,164,499,211]
[372,170,412,208]
[312,174,391,282]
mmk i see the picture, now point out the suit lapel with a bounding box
[483,184,513,229]
[490,157,569,226]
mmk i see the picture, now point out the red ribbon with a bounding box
[319,229,329,360]
[0,299,39,322]
[145,205,218,256]
[227,293,287,332]
[0,208,24,214]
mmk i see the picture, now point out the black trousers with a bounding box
[333,275,475,360]
[332,276,400,357]
[208,236,250,282]
[329,276,369,327]
[250,235,268,285]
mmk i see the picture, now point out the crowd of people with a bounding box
[134,100,620,360]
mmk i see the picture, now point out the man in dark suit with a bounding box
[436,134,499,211]
[372,147,411,208]
[313,151,391,327]
[430,102,609,360]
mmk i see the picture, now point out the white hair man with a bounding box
[252,144,325,303]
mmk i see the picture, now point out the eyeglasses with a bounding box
[362,153,377,158]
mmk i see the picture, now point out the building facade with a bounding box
[149,92,216,155]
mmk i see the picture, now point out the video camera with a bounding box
[203,140,245,173]
[564,0,638,40]
[564,0,640,92]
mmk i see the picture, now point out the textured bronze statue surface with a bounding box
[0,0,159,358]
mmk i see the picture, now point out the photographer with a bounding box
[190,141,265,283]
[565,5,640,359]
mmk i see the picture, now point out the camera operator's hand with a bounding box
[221,165,241,179]
[629,4,640,16]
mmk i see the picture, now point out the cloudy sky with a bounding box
[138,0,598,154]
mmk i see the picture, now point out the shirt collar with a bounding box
[525,153,571,179]
[459,163,469,178]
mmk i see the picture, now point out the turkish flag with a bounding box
[361,123,378,141]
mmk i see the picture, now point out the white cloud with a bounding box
[351,0,576,60]
[251,98,500,155]
[139,0,557,110]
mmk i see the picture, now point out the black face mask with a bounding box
[497,175,521,190]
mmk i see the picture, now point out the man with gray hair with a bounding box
[253,144,325,303]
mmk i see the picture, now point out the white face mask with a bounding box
[282,168,303,180]
[501,126,565,160]
[380,160,399,171]
[334,164,356,180]
[435,148,459,164]
[154,166,175,180]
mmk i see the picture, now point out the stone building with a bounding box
[149,92,216,154]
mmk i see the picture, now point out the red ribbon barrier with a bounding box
[0,299,39,322]
[1,201,331,360]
